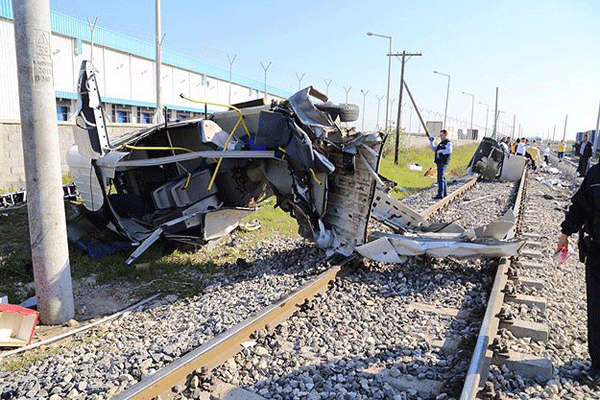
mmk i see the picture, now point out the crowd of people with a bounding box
[496,136,577,172]
[496,134,593,176]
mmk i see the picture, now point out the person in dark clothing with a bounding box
[556,162,600,387]
[577,134,593,177]
[429,129,452,199]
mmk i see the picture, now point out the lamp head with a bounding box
[367,32,373,36]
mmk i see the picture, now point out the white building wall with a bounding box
[0,19,20,120]
[172,67,190,108]
[50,34,75,94]
[104,48,131,100]
[188,73,205,103]
[161,65,173,105]
[130,56,154,103]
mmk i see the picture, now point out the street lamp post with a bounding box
[479,101,489,137]
[462,91,474,134]
[433,70,450,129]
[367,32,392,131]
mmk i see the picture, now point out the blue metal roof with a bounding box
[1,0,290,98]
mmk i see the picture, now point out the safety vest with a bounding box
[435,139,451,165]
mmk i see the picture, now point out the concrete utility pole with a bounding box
[260,61,271,100]
[492,87,499,140]
[512,114,516,140]
[12,0,74,325]
[324,79,332,96]
[593,101,600,157]
[392,51,422,165]
[552,124,556,143]
[360,90,368,130]
[154,0,164,124]
[375,95,383,129]
[562,114,568,142]
[227,54,236,104]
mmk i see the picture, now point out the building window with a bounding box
[137,107,155,124]
[141,113,152,124]
[116,110,129,123]
[57,105,69,121]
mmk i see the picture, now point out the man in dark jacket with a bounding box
[429,129,452,199]
[577,133,593,177]
[557,162,600,386]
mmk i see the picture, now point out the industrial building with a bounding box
[0,0,289,189]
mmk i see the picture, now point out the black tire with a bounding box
[315,101,359,123]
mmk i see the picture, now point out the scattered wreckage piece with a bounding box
[0,184,77,209]
[467,137,525,181]
[0,304,39,347]
[359,186,524,261]
[67,60,383,262]
[357,209,524,261]
[371,187,427,232]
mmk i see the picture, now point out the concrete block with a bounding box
[493,350,553,381]
[377,369,445,396]
[519,248,545,259]
[408,302,475,320]
[515,277,544,289]
[430,338,462,353]
[525,240,542,248]
[516,261,544,270]
[520,233,541,240]
[499,319,548,342]
[210,380,267,400]
[506,294,546,311]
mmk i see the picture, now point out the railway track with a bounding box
[104,174,527,400]
[3,170,567,400]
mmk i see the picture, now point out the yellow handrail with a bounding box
[179,94,252,191]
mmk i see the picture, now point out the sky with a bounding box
[48,0,600,140]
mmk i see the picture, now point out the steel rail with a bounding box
[421,175,479,219]
[112,256,358,400]
[460,166,528,400]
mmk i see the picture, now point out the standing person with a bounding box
[556,163,600,387]
[578,134,593,177]
[543,143,551,164]
[511,138,520,154]
[526,140,540,170]
[558,140,565,162]
[429,129,452,199]
[499,136,510,154]
[516,138,526,156]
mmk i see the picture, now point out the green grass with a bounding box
[2,346,63,372]
[379,142,478,198]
